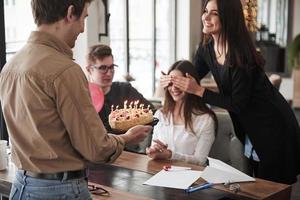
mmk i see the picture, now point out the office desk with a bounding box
[1,151,292,200]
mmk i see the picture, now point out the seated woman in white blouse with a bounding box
[146,60,217,165]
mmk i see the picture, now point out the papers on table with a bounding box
[201,157,255,184]
[143,166,202,189]
[143,158,255,190]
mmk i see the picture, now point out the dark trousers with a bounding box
[247,157,260,178]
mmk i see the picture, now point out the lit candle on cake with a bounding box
[111,105,114,112]
[134,100,139,109]
[129,101,133,109]
[124,100,128,109]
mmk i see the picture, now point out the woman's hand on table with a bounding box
[146,139,172,160]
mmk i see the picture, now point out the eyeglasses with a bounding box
[91,64,118,73]
[88,184,110,196]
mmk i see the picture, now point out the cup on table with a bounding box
[0,140,8,170]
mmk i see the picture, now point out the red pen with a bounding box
[163,165,191,171]
[163,165,171,171]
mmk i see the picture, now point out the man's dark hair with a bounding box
[88,44,113,64]
[31,0,93,26]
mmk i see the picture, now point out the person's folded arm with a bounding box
[54,65,124,163]
[202,66,254,114]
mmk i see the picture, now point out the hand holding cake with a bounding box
[121,125,153,145]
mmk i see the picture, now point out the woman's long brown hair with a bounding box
[163,60,217,134]
[202,0,265,69]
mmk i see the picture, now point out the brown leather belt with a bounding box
[21,169,86,181]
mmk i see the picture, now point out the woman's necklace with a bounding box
[214,41,228,65]
[216,52,223,59]
[214,46,226,65]
[214,45,224,58]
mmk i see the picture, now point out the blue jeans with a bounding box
[9,170,92,200]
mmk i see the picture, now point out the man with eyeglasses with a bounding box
[86,44,155,153]
[0,1,152,199]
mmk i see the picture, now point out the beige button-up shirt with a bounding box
[0,31,125,173]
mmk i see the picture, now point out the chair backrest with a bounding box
[209,111,249,174]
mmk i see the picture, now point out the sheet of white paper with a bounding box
[207,157,248,177]
[143,167,202,189]
[200,157,255,184]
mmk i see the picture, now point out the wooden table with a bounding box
[1,151,292,200]
[88,163,238,200]
[107,151,292,200]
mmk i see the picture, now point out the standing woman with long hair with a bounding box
[163,0,300,184]
[147,60,217,165]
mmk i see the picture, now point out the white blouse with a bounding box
[152,110,215,165]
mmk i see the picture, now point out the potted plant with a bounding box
[288,34,300,108]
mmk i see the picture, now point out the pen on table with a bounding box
[163,165,191,172]
[185,182,214,193]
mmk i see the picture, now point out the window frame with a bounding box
[109,0,177,97]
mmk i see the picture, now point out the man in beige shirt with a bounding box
[0,0,151,199]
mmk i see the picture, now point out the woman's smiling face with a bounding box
[202,0,221,36]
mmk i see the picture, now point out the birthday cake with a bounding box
[109,101,153,132]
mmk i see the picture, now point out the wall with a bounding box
[73,0,108,69]
[176,0,190,60]
[189,0,203,60]
[292,0,300,39]
[176,0,202,61]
